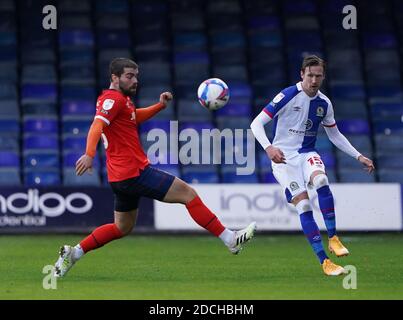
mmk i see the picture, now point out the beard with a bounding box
[119,83,136,96]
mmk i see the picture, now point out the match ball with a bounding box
[197,78,230,111]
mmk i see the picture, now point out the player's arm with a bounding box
[136,92,173,124]
[76,119,107,176]
[324,125,375,173]
[250,111,286,164]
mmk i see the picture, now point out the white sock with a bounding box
[219,228,235,246]
[73,244,84,261]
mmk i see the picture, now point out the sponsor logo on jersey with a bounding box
[273,92,285,104]
[316,106,324,117]
[102,99,115,110]
[304,119,313,130]
[290,182,299,191]
[293,106,301,112]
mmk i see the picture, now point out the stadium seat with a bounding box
[338,168,376,183]
[63,168,101,186]
[0,150,19,167]
[24,151,59,169]
[24,134,59,150]
[0,168,20,186]
[24,170,61,186]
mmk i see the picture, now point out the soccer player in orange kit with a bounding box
[54,58,256,277]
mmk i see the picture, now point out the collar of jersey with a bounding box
[296,81,320,100]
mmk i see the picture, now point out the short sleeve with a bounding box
[94,94,125,125]
[322,101,337,127]
[262,85,300,119]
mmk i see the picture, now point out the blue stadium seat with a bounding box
[0,150,19,167]
[61,100,95,117]
[181,165,219,184]
[0,83,17,99]
[376,153,403,170]
[23,117,58,134]
[374,120,403,134]
[0,99,19,118]
[375,133,403,153]
[247,15,280,31]
[338,168,376,183]
[63,168,101,186]
[60,86,95,102]
[62,135,87,151]
[0,136,19,150]
[337,119,370,135]
[0,168,20,186]
[63,152,100,169]
[176,99,212,121]
[0,119,19,135]
[221,170,259,183]
[24,134,58,150]
[179,121,215,133]
[139,120,171,135]
[59,30,94,48]
[97,30,131,48]
[24,170,61,186]
[62,119,91,136]
[21,84,57,104]
[216,103,251,117]
[378,169,403,183]
[24,151,59,169]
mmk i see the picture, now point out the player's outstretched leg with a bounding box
[312,173,349,257]
[163,177,257,254]
[54,211,135,278]
[296,197,345,276]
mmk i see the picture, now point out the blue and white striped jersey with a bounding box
[263,82,336,159]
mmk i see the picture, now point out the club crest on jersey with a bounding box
[316,106,324,117]
[290,181,299,191]
[102,99,115,111]
[130,111,136,121]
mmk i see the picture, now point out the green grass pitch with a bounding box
[0,233,402,299]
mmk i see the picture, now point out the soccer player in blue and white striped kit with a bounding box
[251,55,375,276]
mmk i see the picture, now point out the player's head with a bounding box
[109,58,138,96]
[300,55,326,97]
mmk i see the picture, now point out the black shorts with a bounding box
[109,166,176,212]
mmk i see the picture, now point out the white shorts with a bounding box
[271,152,326,203]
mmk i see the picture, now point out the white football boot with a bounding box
[54,245,77,278]
[227,221,257,255]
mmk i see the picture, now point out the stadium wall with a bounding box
[0,184,402,233]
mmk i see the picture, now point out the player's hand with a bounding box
[75,154,94,176]
[160,92,173,107]
[266,146,286,164]
[358,155,375,173]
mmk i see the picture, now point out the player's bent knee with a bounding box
[312,173,329,189]
[292,192,309,205]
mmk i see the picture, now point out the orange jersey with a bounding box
[95,89,149,182]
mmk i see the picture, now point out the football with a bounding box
[197,78,230,110]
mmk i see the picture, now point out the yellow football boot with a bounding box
[322,259,346,276]
[328,235,349,257]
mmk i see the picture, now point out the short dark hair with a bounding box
[301,55,326,73]
[109,58,138,80]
